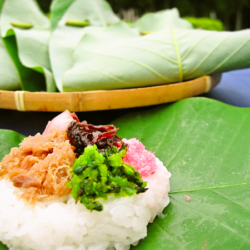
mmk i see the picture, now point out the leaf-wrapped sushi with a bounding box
[0,111,171,250]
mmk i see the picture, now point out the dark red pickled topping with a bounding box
[67,120,122,155]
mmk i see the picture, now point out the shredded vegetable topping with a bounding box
[67,144,147,211]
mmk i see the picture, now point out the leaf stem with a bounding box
[140,31,153,35]
[65,20,90,27]
[11,22,33,29]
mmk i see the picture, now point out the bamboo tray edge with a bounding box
[0,74,221,112]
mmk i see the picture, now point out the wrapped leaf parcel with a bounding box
[62,26,250,91]
[0,37,21,90]
[0,0,56,92]
[49,0,120,91]
[0,0,250,92]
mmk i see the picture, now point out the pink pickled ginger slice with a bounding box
[43,110,75,135]
[123,138,158,177]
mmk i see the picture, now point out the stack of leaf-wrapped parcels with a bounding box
[0,0,250,92]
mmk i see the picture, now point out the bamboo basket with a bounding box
[0,74,221,112]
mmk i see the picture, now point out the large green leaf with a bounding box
[0,242,7,250]
[62,21,139,91]
[0,130,24,250]
[1,0,56,92]
[1,98,250,249]
[132,8,193,33]
[112,97,250,249]
[49,0,119,91]
[0,130,25,161]
[63,27,250,91]
[0,37,21,90]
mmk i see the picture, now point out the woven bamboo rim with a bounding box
[0,74,221,112]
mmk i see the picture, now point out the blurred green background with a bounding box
[39,0,250,31]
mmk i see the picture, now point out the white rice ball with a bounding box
[0,158,171,250]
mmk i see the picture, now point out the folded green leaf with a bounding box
[1,0,249,93]
[113,97,250,249]
[1,0,56,92]
[132,8,193,33]
[49,0,120,91]
[0,37,21,90]
[63,27,250,91]
[2,35,46,91]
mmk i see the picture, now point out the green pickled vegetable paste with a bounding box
[67,144,147,211]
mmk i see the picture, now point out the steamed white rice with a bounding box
[0,158,171,250]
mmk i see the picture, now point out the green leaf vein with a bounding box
[170,182,250,194]
[181,32,215,61]
[184,33,233,77]
[84,66,129,85]
[141,38,174,45]
[207,36,250,74]
[118,44,178,64]
[166,106,207,168]
[82,49,171,81]
[208,189,250,211]
[154,222,186,250]
[154,109,176,152]
[208,114,249,185]
[171,197,250,243]
[176,31,193,41]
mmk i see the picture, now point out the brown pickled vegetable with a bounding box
[67,120,122,155]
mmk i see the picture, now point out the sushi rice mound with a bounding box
[0,157,171,250]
